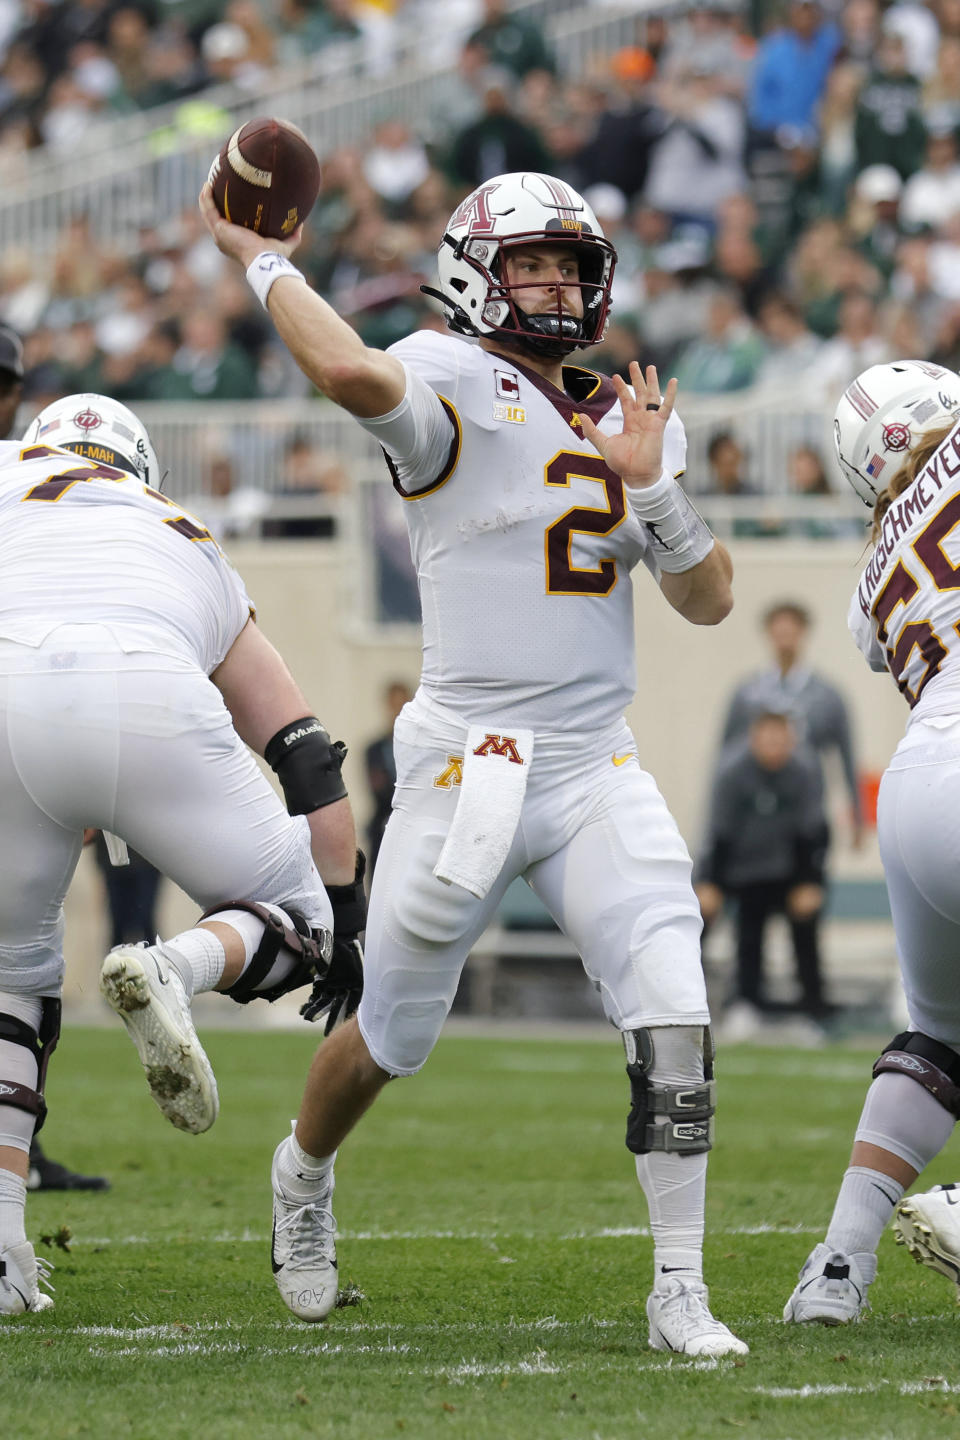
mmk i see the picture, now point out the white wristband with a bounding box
[246,251,306,310]
[623,469,675,517]
[625,469,715,573]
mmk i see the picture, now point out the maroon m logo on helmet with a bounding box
[449,183,498,235]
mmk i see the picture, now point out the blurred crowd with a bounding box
[4,0,960,511]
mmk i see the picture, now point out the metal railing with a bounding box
[0,2,678,254]
[28,382,855,637]
[71,381,852,512]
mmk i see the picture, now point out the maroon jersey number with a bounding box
[544,450,625,596]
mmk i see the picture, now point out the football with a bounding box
[208,116,321,240]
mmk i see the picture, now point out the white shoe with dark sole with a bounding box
[895,1185,960,1292]
[100,944,218,1134]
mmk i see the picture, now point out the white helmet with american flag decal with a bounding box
[23,392,160,489]
[426,172,617,360]
[834,359,960,507]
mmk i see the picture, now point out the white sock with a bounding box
[824,1165,904,1257]
[0,1171,27,1249]
[635,1151,706,1280]
[631,1026,708,1282]
[158,930,226,1001]
[273,1124,336,1203]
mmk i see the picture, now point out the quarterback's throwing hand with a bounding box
[580,362,678,489]
[198,182,303,268]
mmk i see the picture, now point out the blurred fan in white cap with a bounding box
[581,183,628,225]
[854,164,903,205]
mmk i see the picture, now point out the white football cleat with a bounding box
[99,944,218,1134]
[647,1276,748,1357]
[895,1184,960,1291]
[0,1242,54,1315]
[271,1141,339,1322]
[783,1242,876,1324]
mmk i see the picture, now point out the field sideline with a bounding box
[4,1027,960,1440]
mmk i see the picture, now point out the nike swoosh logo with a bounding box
[870,1181,899,1205]
[612,754,635,767]
[151,957,169,986]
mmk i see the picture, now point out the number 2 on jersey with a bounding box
[544,450,625,595]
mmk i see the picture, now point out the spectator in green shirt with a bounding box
[674,288,765,393]
[467,0,554,80]
[854,28,926,180]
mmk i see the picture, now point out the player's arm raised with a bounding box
[199,184,405,419]
[580,363,733,626]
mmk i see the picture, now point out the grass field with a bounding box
[5,1025,960,1440]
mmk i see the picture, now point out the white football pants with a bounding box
[358,697,708,1075]
[0,630,329,998]
[879,718,960,1047]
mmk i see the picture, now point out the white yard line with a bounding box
[86,1340,419,1359]
[754,1380,960,1398]
[58,1222,821,1248]
[6,1317,625,1341]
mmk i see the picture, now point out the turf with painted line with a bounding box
[4,1027,960,1440]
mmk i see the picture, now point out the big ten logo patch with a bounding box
[494,369,524,423]
[433,755,464,789]
[473,734,524,764]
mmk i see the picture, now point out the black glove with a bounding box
[300,852,366,1034]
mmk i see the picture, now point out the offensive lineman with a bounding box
[785,360,960,1323]
[202,171,746,1355]
[0,395,364,1316]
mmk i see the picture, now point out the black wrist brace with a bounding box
[326,850,367,937]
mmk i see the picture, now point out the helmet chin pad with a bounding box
[486,302,590,360]
[516,310,584,358]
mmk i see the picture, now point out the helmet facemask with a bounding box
[474,236,614,360]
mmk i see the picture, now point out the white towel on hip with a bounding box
[433,724,534,898]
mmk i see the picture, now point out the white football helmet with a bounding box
[834,359,960,507]
[22,393,160,489]
[428,172,617,359]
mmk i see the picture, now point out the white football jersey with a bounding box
[0,439,252,672]
[359,332,686,731]
[848,420,960,725]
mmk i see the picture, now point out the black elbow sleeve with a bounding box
[264,716,348,814]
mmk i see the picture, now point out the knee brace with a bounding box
[199,901,332,1006]
[0,997,61,1135]
[872,1030,960,1118]
[623,1026,715,1155]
